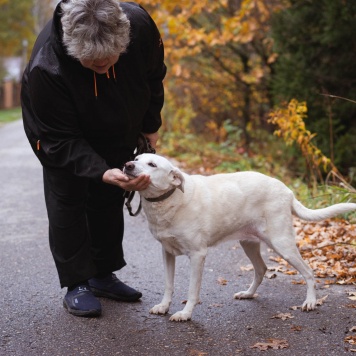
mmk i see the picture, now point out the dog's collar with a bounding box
[145,188,176,203]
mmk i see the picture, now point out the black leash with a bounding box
[124,190,142,217]
[124,133,156,217]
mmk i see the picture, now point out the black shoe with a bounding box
[89,273,142,302]
[63,284,102,317]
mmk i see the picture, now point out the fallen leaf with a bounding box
[240,265,254,271]
[348,292,356,301]
[269,256,283,263]
[291,325,302,331]
[266,273,277,279]
[290,305,301,311]
[268,265,286,272]
[250,338,289,351]
[188,350,208,356]
[291,279,306,285]
[323,280,335,285]
[350,326,356,332]
[285,270,298,275]
[271,313,294,321]
[345,335,356,345]
[217,277,228,285]
[316,295,328,306]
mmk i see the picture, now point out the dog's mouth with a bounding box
[123,169,136,179]
[123,162,139,180]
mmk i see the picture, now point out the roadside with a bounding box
[0,107,22,126]
[0,120,355,355]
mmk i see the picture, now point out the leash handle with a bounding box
[124,190,142,217]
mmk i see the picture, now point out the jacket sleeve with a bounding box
[27,67,111,181]
[140,8,167,134]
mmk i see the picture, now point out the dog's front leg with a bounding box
[169,250,207,322]
[149,247,175,315]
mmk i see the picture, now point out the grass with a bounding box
[0,107,22,123]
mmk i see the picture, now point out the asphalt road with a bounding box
[0,120,355,355]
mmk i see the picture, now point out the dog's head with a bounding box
[124,154,185,196]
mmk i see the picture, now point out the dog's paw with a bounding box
[149,304,170,315]
[301,298,316,312]
[234,291,256,299]
[169,311,191,322]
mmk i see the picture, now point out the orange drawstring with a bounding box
[93,66,116,98]
[94,72,98,99]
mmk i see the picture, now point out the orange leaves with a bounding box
[271,313,294,321]
[139,0,292,148]
[206,120,226,139]
[143,1,281,77]
[267,217,356,285]
[294,218,356,284]
[345,325,356,351]
[217,277,228,285]
[144,0,278,52]
[345,335,356,346]
[266,219,354,285]
[250,338,289,351]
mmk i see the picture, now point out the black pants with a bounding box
[43,167,126,288]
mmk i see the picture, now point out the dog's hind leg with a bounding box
[234,240,267,299]
[267,227,316,311]
[150,247,175,315]
[169,249,207,322]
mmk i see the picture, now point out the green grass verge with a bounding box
[0,107,22,123]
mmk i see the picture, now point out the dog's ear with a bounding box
[170,168,185,193]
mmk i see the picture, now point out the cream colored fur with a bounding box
[124,154,356,321]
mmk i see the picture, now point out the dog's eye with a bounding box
[148,162,157,168]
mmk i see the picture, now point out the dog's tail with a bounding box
[292,198,356,221]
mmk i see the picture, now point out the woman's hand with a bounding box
[102,169,150,191]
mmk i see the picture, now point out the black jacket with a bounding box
[21,1,166,181]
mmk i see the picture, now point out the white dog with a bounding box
[123,153,356,321]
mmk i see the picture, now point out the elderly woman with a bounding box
[21,0,166,317]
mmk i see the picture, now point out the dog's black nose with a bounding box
[124,162,135,171]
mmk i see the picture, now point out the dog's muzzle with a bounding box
[123,162,136,177]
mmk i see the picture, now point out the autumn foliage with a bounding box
[135,0,356,186]
[139,0,285,147]
[268,99,335,185]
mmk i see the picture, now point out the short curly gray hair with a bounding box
[60,0,130,61]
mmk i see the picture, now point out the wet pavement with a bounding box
[0,120,355,355]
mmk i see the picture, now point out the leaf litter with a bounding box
[269,218,356,285]
[250,338,289,351]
